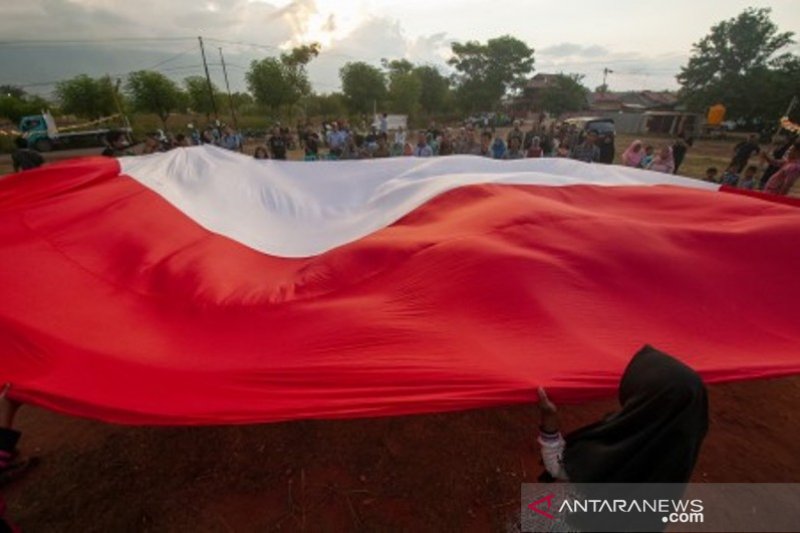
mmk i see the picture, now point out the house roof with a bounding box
[526,73,561,89]
[588,90,678,109]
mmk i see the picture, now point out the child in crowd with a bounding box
[720,165,740,186]
[253,146,269,160]
[704,167,719,183]
[491,134,507,159]
[646,146,675,174]
[526,137,543,158]
[639,145,655,168]
[738,165,758,190]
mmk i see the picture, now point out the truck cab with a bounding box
[19,113,57,152]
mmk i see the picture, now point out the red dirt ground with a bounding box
[3,374,800,532]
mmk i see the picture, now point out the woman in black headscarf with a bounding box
[537,345,708,483]
[534,346,708,531]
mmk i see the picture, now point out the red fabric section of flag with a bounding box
[1,158,799,425]
[720,185,800,207]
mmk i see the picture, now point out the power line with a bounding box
[0,37,196,47]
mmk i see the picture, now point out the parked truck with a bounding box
[19,111,132,152]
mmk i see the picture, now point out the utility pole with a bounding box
[218,47,238,130]
[112,77,132,141]
[602,67,614,92]
[198,36,218,121]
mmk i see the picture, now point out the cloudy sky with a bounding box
[1,0,799,98]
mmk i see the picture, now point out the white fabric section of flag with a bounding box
[120,145,719,258]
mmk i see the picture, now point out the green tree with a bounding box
[247,58,293,116]
[184,76,221,120]
[55,74,118,119]
[339,62,387,115]
[414,65,450,115]
[384,59,422,116]
[0,92,51,123]
[539,74,589,116]
[301,92,347,119]
[126,70,184,128]
[448,35,535,113]
[246,44,320,118]
[0,85,26,99]
[677,7,797,123]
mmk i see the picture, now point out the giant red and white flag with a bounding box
[1,146,799,424]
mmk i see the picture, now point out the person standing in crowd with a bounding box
[507,120,524,148]
[704,167,719,183]
[349,135,371,159]
[11,137,44,172]
[539,126,554,156]
[672,133,692,174]
[428,133,440,156]
[621,140,645,168]
[427,121,442,142]
[373,134,391,158]
[174,133,190,148]
[221,126,243,152]
[570,131,600,163]
[304,127,320,160]
[759,135,796,190]
[463,127,482,155]
[565,124,581,153]
[267,126,288,160]
[730,134,760,173]
[365,127,379,153]
[392,126,407,156]
[478,131,493,157]
[738,165,759,190]
[141,132,162,155]
[526,137,543,158]
[598,133,615,164]
[189,125,201,145]
[326,122,348,158]
[763,141,800,196]
[253,146,269,160]
[491,133,507,159]
[1,382,37,531]
[523,122,538,151]
[438,130,455,156]
[379,113,389,135]
[413,130,433,157]
[201,128,215,145]
[503,137,525,159]
[646,146,675,174]
[101,130,129,157]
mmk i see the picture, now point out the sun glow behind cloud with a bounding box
[254,0,368,48]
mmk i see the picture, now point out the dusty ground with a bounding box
[4,374,800,532]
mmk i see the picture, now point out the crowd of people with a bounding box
[700,134,800,194]
[250,118,621,164]
[619,132,800,195]
[8,116,799,197]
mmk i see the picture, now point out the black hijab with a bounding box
[563,345,709,483]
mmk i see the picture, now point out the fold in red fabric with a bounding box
[1,158,799,425]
